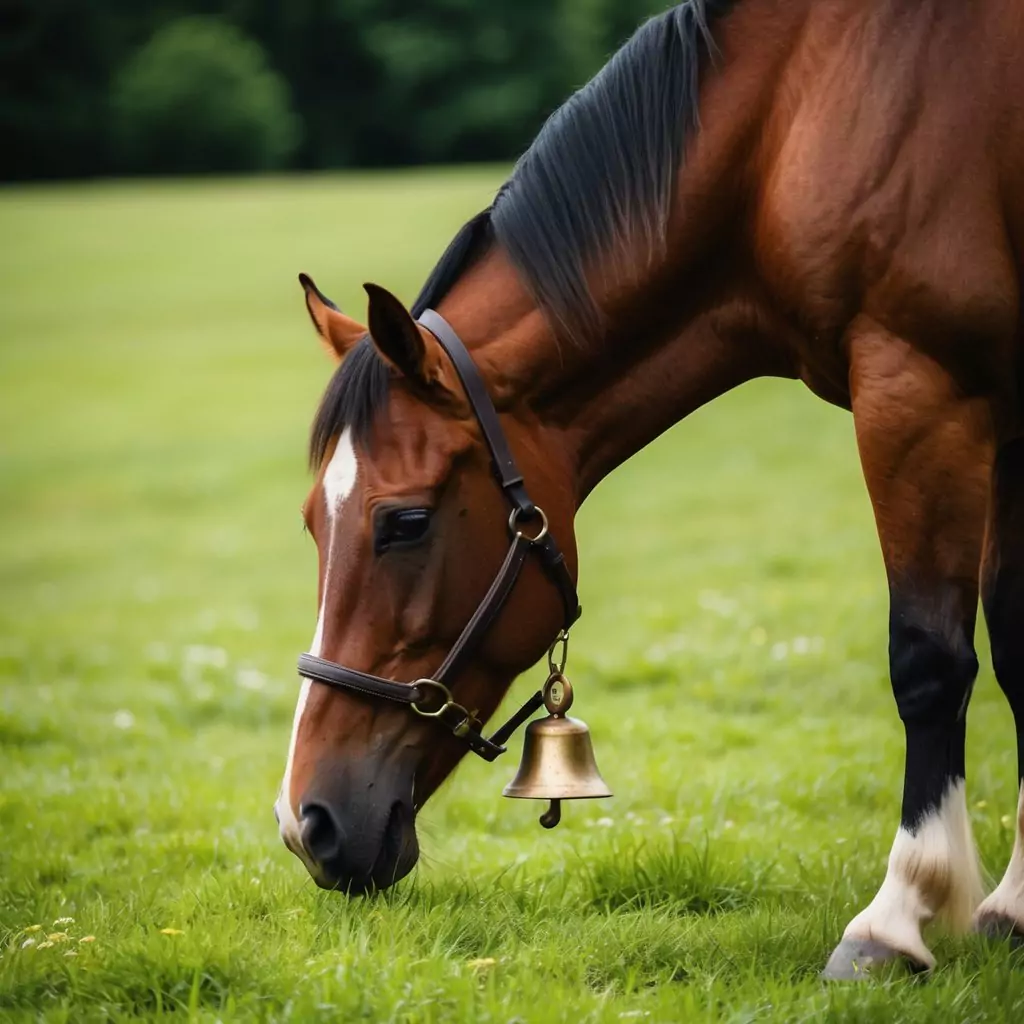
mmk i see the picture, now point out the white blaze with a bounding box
[276,429,357,854]
[322,428,358,512]
[840,779,984,968]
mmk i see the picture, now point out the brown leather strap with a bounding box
[418,309,533,512]
[436,534,531,683]
[488,690,545,747]
[297,655,423,704]
[535,532,582,629]
[418,309,581,630]
[297,650,543,762]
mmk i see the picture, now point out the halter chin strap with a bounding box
[296,308,581,762]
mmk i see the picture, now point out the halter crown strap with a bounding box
[418,309,581,629]
[417,308,533,513]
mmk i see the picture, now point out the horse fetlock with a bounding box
[973,787,1024,944]
[833,780,985,976]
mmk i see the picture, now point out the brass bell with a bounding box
[503,674,611,828]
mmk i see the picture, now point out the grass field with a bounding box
[2,170,1023,1021]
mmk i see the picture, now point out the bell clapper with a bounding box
[535,676,572,828]
[540,799,561,829]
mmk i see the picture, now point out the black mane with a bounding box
[310,1,732,464]
[493,0,731,339]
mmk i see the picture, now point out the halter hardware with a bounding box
[509,506,549,543]
[410,679,462,718]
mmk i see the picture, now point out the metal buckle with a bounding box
[411,679,476,738]
[411,679,456,717]
[451,715,474,738]
[509,506,549,544]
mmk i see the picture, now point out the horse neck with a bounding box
[433,1,809,503]
[437,244,789,508]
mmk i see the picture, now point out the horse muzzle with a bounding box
[289,756,420,894]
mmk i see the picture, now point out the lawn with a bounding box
[1,170,1022,1021]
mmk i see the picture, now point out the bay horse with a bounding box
[275,0,1024,977]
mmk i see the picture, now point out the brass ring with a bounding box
[411,678,454,717]
[509,506,549,544]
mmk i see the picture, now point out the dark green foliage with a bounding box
[0,0,672,179]
[110,17,299,173]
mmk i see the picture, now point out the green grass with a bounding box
[1,169,1022,1021]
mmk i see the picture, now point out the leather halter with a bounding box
[296,309,581,762]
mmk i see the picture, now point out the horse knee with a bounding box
[890,597,978,726]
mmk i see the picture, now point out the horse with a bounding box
[274,0,1024,977]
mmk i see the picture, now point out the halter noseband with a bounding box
[296,309,581,762]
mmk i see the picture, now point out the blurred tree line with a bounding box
[1,0,668,180]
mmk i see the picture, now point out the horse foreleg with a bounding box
[822,325,994,978]
[975,438,1024,943]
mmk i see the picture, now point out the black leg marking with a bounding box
[974,439,1024,939]
[985,439,1024,780]
[889,590,977,831]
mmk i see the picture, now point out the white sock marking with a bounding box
[975,784,1024,929]
[275,430,357,856]
[841,779,984,968]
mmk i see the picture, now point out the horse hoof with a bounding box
[975,911,1024,949]
[821,938,928,980]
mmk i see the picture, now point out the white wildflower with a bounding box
[236,669,267,692]
[113,710,135,730]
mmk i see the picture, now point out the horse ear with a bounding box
[298,273,366,362]
[363,283,443,385]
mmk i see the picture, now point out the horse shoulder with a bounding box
[751,1,1020,408]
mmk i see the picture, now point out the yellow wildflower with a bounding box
[468,957,498,971]
[159,928,184,936]
[36,941,54,950]
[79,936,96,944]
[48,933,70,943]
[24,925,42,934]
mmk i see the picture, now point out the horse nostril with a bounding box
[300,802,344,863]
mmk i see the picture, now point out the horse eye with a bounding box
[375,508,432,554]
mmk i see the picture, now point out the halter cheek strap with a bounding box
[296,309,581,761]
[417,309,580,632]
